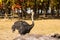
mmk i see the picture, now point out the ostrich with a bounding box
[12,11,34,35]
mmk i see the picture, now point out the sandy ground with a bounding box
[0,19,60,40]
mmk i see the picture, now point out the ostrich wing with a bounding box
[13,21,30,29]
[14,21,29,26]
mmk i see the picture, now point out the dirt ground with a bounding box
[0,19,60,40]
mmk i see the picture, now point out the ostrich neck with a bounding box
[32,12,34,22]
[31,11,34,27]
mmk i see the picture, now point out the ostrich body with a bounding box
[12,11,34,35]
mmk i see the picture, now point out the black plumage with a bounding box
[12,21,34,35]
